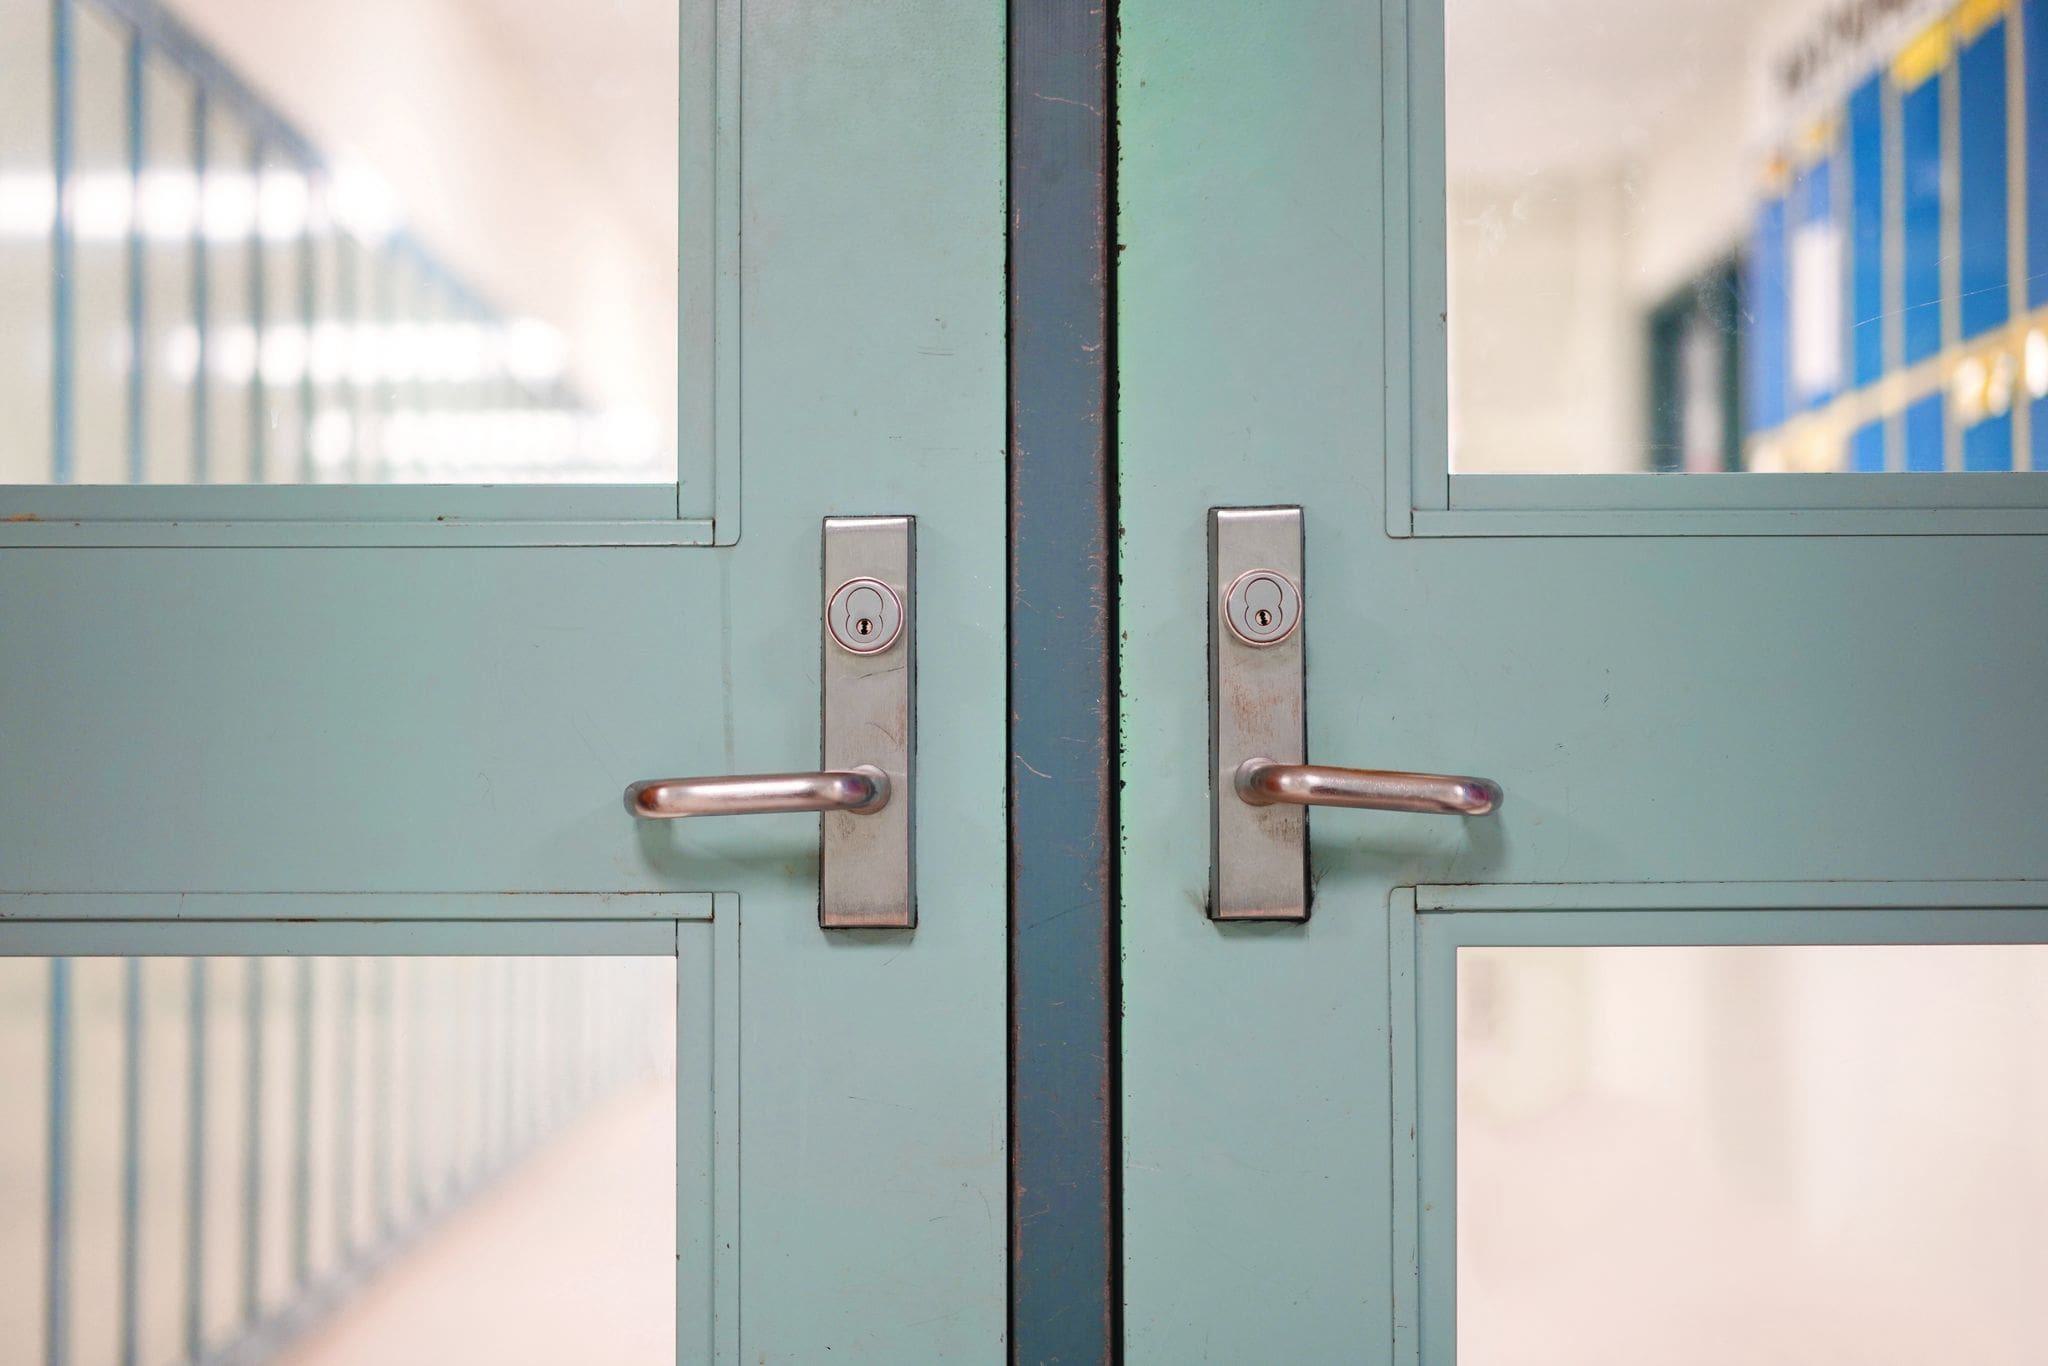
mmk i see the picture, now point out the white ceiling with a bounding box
[458,0,678,256]
[1447,0,1788,183]
[168,0,678,264]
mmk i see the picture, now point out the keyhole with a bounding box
[1253,608,1274,629]
[855,617,876,638]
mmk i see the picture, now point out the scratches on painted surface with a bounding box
[1031,90,1104,116]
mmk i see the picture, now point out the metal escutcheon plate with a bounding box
[1220,567,1302,647]
[1208,507,1310,922]
[827,576,905,654]
[821,518,916,929]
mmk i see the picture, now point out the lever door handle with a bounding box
[625,766,891,819]
[1209,506,1505,921]
[625,516,916,930]
[1234,759,1500,817]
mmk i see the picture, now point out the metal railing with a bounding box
[32,954,672,1366]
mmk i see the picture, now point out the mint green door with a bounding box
[1121,1,2048,1360]
[0,2,1004,1361]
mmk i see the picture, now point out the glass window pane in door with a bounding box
[1447,0,2043,475]
[0,954,676,1364]
[1457,944,2048,1361]
[4,0,677,485]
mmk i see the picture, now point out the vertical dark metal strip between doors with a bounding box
[1009,0,1116,1361]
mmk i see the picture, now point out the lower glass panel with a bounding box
[1458,945,2048,1362]
[0,955,675,1365]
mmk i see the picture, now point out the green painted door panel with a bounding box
[1,2,1005,1360]
[1118,1,2048,1359]
[0,549,727,894]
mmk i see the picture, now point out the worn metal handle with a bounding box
[624,765,891,819]
[1234,758,1501,817]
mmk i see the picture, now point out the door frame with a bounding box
[1007,1,1119,1362]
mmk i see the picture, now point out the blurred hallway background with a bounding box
[1459,945,2048,1364]
[0,0,677,485]
[0,955,676,1366]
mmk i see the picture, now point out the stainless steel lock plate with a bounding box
[1209,507,1309,921]
[821,517,916,928]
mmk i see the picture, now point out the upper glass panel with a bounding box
[1448,0,2042,475]
[2,0,677,485]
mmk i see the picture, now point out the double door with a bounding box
[8,0,2048,1361]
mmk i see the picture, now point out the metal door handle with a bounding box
[1209,506,1506,921]
[622,516,917,930]
[625,766,890,819]
[1234,759,1499,817]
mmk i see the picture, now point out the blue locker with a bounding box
[1958,19,2010,340]
[1902,72,1946,365]
[2029,0,2048,308]
[1964,411,2016,469]
[1904,392,1947,470]
[1847,77,1887,389]
[1746,196,1791,435]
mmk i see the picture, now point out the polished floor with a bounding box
[282,1078,674,1366]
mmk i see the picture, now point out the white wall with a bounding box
[1447,0,1853,473]
[1448,168,1644,474]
